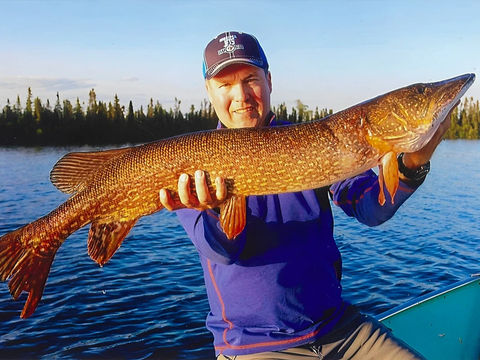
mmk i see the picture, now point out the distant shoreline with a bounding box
[1,90,478,146]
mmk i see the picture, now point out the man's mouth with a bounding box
[234,107,254,114]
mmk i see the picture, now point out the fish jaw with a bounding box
[364,73,476,153]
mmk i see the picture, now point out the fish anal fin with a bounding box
[379,151,399,205]
[218,195,246,240]
[88,219,138,266]
[50,147,131,194]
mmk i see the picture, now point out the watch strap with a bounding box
[397,152,430,183]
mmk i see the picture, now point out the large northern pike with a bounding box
[0,73,475,318]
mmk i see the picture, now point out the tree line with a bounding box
[444,97,480,139]
[0,89,478,146]
[0,89,219,146]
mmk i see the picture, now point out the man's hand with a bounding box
[160,170,227,211]
[402,102,457,169]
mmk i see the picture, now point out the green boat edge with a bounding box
[377,275,480,360]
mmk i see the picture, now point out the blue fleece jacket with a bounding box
[175,117,420,357]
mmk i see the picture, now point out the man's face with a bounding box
[206,64,272,128]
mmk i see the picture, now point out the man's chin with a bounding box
[231,114,263,128]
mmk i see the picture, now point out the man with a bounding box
[160,31,450,359]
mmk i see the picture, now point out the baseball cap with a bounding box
[203,31,269,79]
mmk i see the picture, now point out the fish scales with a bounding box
[138,117,373,197]
[0,73,475,318]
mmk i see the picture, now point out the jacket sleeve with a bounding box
[175,208,247,265]
[330,169,423,226]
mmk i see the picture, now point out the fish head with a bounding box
[364,73,475,152]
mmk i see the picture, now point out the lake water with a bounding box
[0,141,479,359]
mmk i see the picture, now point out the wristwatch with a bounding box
[397,152,430,182]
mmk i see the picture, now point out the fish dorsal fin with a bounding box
[50,148,130,194]
[378,151,399,205]
[218,194,247,240]
[88,219,138,267]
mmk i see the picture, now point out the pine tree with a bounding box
[63,99,73,120]
[74,98,84,119]
[25,87,33,115]
[54,92,62,116]
[113,94,124,136]
[127,100,135,124]
[295,99,308,123]
[147,98,154,118]
[174,97,182,118]
[14,95,22,115]
[88,89,97,115]
[34,97,42,123]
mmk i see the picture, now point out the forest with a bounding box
[0,88,478,146]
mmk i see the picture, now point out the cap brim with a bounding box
[205,58,266,79]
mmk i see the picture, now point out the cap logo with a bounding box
[218,35,244,55]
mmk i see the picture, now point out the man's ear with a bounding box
[267,71,272,93]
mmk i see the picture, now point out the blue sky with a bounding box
[1,0,479,114]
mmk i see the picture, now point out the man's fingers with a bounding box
[159,188,175,211]
[215,177,227,202]
[195,170,214,205]
[161,172,228,212]
[178,173,199,208]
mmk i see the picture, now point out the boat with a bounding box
[377,275,480,360]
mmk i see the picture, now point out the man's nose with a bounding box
[232,83,249,102]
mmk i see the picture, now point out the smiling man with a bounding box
[159,31,451,359]
[205,63,272,128]
[203,31,272,129]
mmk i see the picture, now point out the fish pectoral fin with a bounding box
[88,219,138,267]
[50,147,131,194]
[218,195,247,240]
[378,151,399,205]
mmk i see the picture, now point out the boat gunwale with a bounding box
[376,274,480,321]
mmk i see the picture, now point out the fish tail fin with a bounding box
[0,228,25,281]
[0,225,59,319]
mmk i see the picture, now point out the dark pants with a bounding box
[217,307,426,360]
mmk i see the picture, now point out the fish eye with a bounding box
[415,84,427,94]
